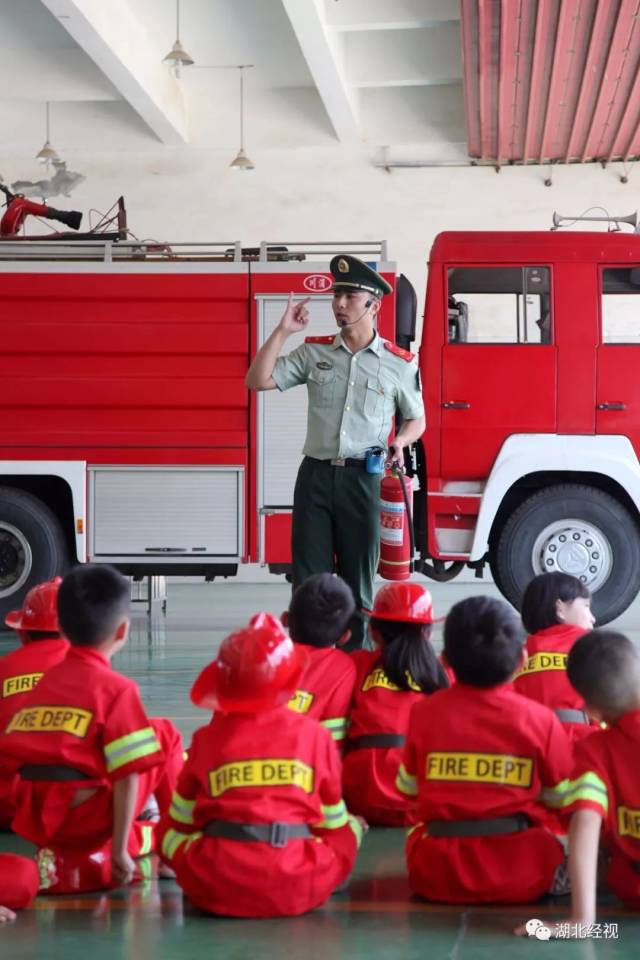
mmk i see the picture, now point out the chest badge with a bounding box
[316,361,333,370]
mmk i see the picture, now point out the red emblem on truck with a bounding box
[303,274,332,292]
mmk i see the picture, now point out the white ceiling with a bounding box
[0,0,467,158]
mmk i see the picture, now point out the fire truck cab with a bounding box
[419,229,640,623]
[2,228,640,625]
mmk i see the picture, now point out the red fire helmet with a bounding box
[0,854,40,909]
[5,577,63,641]
[191,612,307,713]
[36,842,114,895]
[366,582,440,624]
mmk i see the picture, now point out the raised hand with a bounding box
[278,293,311,335]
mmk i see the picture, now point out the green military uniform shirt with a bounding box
[272,331,424,460]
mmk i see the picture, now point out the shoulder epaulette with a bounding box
[305,335,335,344]
[384,341,415,362]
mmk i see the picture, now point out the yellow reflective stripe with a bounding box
[138,824,154,856]
[104,726,160,773]
[348,814,364,847]
[185,831,202,851]
[169,791,196,825]
[318,799,349,829]
[162,827,191,861]
[396,763,418,796]
[322,717,348,741]
[544,773,609,813]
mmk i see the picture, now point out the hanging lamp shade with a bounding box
[162,39,194,69]
[35,140,59,163]
[35,104,60,165]
[229,67,254,171]
[230,147,254,171]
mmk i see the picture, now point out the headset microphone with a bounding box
[336,296,375,327]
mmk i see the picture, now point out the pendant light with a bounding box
[35,102,60,166]
[230,66,254,171]
[162,0,194,79]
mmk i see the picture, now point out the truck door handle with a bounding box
[144,547,188,553]
[442,401,471,409]
[597,402,626,411]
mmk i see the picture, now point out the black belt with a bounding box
[203,821,313,848]
[20,764,92,782]
[327,458,365,468]
[426,814,531,838]
[555,708,590,725]
[348,733,406,750]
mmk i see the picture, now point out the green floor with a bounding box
[1,580,639,958]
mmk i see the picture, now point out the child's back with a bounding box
[343,583,447,826]
[513,573,596,741]
[560,631,640,914]
[285,573,356,744]
[398,596,572,903]
[0,579,68,827]
[159,613,361,917]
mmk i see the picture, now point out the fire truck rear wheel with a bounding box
[492,484,640,625]
[0,487,68,624]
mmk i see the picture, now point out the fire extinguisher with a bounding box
[379,460,414,581]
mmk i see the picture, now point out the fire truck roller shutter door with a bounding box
[491,484,640,625]
[0,487,68,623]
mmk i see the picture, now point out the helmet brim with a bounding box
[4,609,24,630]
[363,607,444,625]
[190,647,308,713]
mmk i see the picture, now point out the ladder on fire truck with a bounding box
[0,239,389,262]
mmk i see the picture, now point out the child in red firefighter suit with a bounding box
[342,583,449,826]
[0,564,184,893]
[284,573,357,746]
[397,595,573,904]
[514,572,597,741]
[158,612,362,918]
[0,578,69,827]
[0,854,39,921]
[545,630,640,931]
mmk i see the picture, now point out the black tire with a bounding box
[0,487,68,625]
[491,484,640,625]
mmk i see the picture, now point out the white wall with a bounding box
[2,145,637,340]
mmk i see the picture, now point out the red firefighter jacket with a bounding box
[554,710,640,907]
[0,646,165,847]
[342,650,432,825]
[158,707,360,917]
[0,638,69,824]
[287,645,356,744]
[397,682,573,903]
[513,624,597,741]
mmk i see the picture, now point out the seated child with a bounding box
[284,573,356,745]
[397,595,573,903]
[514,572,597,740]
[555,629,640,928]
[0,578,69,827]
[0,854,39,921]
[158,612,362,918]
[0,564,183,892]
[342,583,448,826]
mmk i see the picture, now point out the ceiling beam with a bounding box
[281,0,359,144]
[40,0,188,145]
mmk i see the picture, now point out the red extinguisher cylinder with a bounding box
[379,473,413,581]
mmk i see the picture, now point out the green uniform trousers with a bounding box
[292,456,381,650]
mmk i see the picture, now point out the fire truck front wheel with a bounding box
[492,484,640,625]
[0,487,68,623]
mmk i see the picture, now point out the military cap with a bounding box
[330,254,392,299]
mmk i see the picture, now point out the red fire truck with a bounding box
[2,224,640,625]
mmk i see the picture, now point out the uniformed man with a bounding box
[245,255,425,648]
